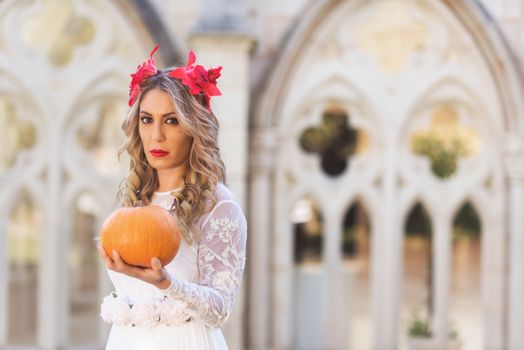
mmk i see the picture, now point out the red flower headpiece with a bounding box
[168,51,222,110]
[128,46,222,111]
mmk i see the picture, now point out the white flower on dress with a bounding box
[100,293,132,325]
[131,300,161,328]
[100,292,192,327]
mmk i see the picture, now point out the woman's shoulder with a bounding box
[199,182,244,225]
[196,183,247,245]
[213,182,239,204]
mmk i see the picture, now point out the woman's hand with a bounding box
[97,246,172,290]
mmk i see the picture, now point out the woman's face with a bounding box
[138,88,193,171]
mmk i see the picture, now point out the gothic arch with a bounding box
[253,0,524,132]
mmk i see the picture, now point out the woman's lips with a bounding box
[150,149,169,157]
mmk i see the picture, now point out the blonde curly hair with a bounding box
[116,70,226,244]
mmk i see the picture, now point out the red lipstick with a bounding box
[150,149,169,157]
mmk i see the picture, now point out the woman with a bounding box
[97,46,247,350]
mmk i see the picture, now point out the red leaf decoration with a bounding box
[168,51,222,110]
[128,46,159,107]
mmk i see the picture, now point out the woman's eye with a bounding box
[140,116,153,124]
[166,118,179,125]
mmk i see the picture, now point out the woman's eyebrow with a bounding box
[139,111,176,117]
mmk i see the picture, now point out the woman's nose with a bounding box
[152,123,166,142]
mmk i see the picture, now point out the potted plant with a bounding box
[406,311,461,350]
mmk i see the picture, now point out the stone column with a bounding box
[38,131,67,349]
[272,183,294,349]
[483,191,506,349]
[432,212,452,348]
[0,216,6,346]
[247,129,274,350]
[504,133,524,350]
[376,137,400,349]
[324,212,344,349]
[189,8,255,348]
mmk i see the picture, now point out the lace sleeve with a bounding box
[159,200,247,328]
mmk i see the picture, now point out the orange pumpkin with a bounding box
[100,205,181,268]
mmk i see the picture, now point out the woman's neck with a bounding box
[156,167,186,192]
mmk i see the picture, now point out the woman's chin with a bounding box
[149,161,180,171]
[147,158,169,168]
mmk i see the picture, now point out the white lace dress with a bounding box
[100,183,247,350]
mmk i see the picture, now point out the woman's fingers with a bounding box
[98,247,130,275]
[98,246,115,268]
[111,250,131,273]
[151,257,162,271]
[149,257,170,288]
[111,250,143,278]
[111,250,121,263]
[98,248,166,286]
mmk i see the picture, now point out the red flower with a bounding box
[128,46,159,107]
[168,51,222,110]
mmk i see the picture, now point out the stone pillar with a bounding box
[483,191,506,350]
[0,216,6,346]
[189,11,255,348]
[504,133,524,350]
[272,186,294,349]
[247,129,274,350]
[376,138,399,349]
[324,205,344,349]
[432,213,452,348]
[38,131,67,349]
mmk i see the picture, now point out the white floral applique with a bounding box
[100,292,191,327]
[212,270,237,292]
[210,217,239,244]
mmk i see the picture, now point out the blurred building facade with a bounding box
[1,0,524,349]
